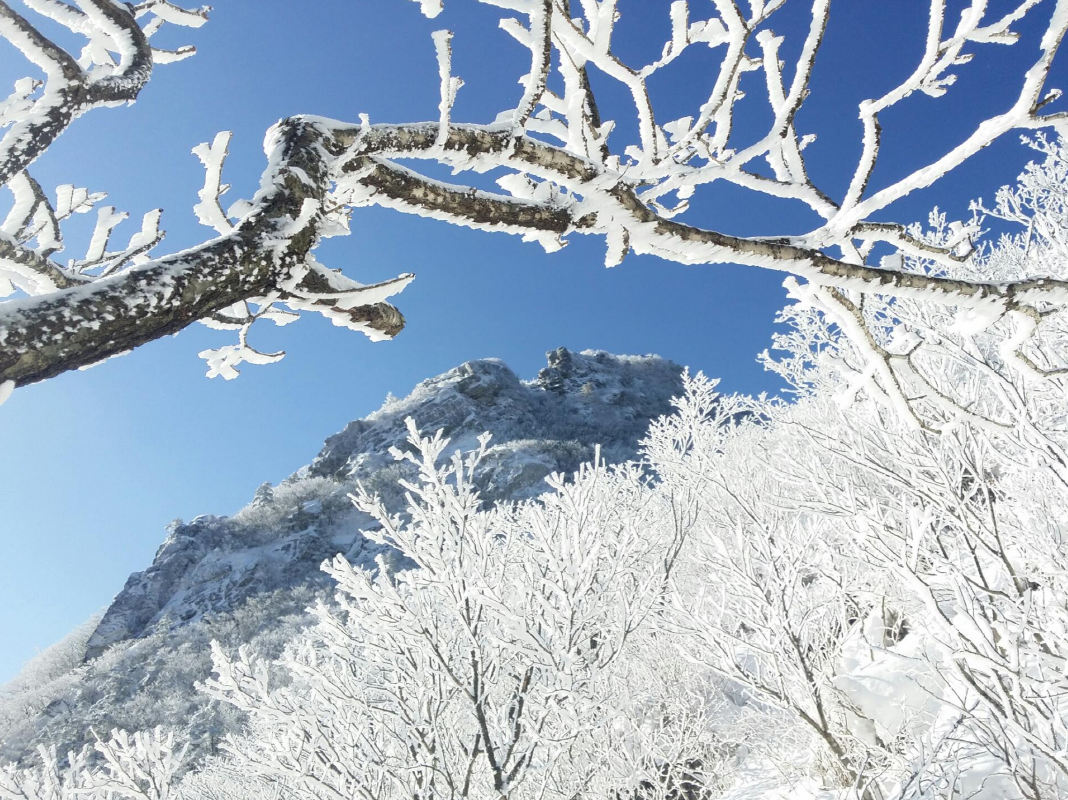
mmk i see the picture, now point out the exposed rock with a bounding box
[537,346,573,393]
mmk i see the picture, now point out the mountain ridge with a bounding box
[0,347,688,765]
[84,348,684,661]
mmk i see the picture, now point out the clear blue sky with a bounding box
[1,0,1064,684]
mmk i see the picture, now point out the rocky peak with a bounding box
[537,346,574,393]
[83,349,684,663]
[455,358,520,400]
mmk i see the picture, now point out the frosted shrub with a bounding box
[0,614,101,745]
[233,475,342,530]
[175,757,286,800]
[356,461,413,514]
[203,420,708,800]
[0,727,187,800]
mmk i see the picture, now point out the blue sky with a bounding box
[0,0,1065,684]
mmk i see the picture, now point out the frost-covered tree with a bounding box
[61,155,1068,796]
[637,140,1068,795]
[202,419,711,800]
[194,292,1068,799]
[643,381,891,794]
[4,1,1068,422]
[0,612,101,740]
[0,727,186,800]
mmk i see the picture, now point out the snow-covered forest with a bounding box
[6,0,1068,798]
[6,158,1068,794]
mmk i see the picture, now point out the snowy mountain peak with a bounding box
[82,348,683,663]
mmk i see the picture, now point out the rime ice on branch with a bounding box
[3,0,1068,422]
[0,726,186,800]
[0,0,414,387]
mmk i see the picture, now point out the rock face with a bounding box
[83,349,684,662]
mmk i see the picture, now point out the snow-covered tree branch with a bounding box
[2,1,1068,423]
[0,1,413,389]
[0,727,186,800]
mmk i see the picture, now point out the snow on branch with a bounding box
[5,0,1068,423]
[431,29,463,147]
[299,0,1068,426]
[198,317,285,381]
[133,0,211,28]
[0,0,210,187]
[407,0,443,19]
[192,131,235,235]
[509,0,551,129]
[0,726,187,800]
[0,6,423,387]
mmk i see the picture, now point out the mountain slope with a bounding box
[1,348,683,764]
